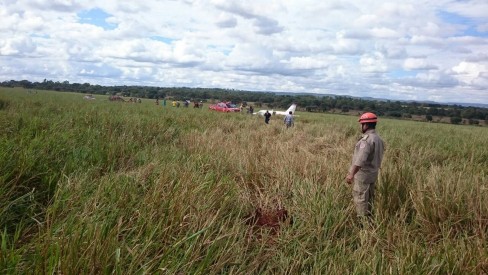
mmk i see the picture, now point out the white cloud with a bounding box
[333,31,361,54]
[0,0,487,104]
[452,61,486,76]
[471,72,488,89]
[0,36,36,56]
[377,44,407,59]
[403,58,438,70]
[353,14,378,27]
[410,35,444,46]
[370,27,400,39]
[360,52,387,73]
[452,61,488,85]
[28,0,83,12]
[445,0,488,19]
[285,56,333,70]
[216,13,237,28]
[226,43,274,70]
[400,71,459,88]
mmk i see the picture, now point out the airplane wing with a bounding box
[254,110,270,115]
[254,104,297,116]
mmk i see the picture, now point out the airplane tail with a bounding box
[286,104,297,114]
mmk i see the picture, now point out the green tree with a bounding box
[450,117,462,124]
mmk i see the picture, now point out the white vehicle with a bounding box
[254,104,297,116]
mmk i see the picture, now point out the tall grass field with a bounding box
[1,87,487,274]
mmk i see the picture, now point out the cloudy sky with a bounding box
[1,0,487,103]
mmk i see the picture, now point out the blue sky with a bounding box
[0,0,487,104]
[150,36,175,44]
[78,8,117,30]
[438,10,488,37]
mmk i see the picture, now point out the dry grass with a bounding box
[1,87,487,274]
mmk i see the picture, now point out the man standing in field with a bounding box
[284,111,294,128]
[264,110,272,124]
[346,112,385,220]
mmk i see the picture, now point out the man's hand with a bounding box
[346,165,360,184]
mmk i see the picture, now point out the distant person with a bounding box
[176,101,180,108]
[249,105,254,114]
[156,98,159,105]
[284,111,294,128]
[346,112,385,221]
[264,110,272,124]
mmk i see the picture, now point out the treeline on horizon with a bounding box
[2,79,487,124]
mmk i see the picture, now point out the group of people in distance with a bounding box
[167,100,203,108]
[263,110,294,128]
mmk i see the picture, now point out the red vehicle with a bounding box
[209,102,241,112]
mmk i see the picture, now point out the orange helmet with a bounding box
[358,112,378,123]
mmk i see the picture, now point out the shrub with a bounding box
[450,116,462,124]
[0,99,9,110]
[387,111,402,117]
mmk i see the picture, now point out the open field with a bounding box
[1,87,487,274]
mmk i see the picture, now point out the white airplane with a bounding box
[254,104,297,116]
